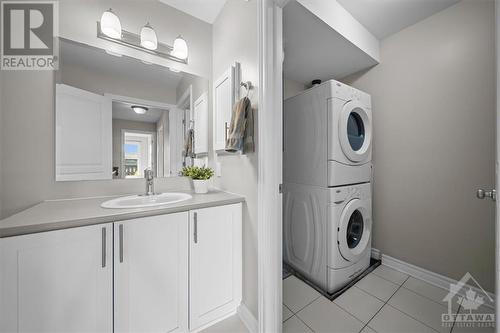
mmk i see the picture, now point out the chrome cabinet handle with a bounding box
[101,227,106,268]
[477,189,496,201]
[119,224,124,263]
[194,212,198,244]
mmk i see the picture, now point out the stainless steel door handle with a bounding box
[477,189,496,201]
[194,212,198,244]
[101,227,106,268]
[119,224,124,263]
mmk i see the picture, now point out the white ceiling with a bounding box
[158,0,228,24]
[336,0,461,39]
[112,101,168,123]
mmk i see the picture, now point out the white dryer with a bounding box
[283,182,372,293]
[284,79,372,187]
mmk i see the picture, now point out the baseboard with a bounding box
[238,303,258,333]
[371,248,381,260]
[373,248,495,307]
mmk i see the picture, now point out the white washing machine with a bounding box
[284,79,372,187]
[283,182,372,293]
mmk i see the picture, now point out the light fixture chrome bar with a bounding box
[96,22,188,64]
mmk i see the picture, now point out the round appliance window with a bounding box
[346,209,364,249]
[347,112,365,151]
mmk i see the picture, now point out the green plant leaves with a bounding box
[180,166,214,180]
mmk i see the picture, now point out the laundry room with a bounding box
[281,1,496,332]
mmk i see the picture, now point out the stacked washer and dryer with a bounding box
[283,79,373,294]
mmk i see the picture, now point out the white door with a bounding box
[338,101,372,163]
[55,84,112,181]
[114,213,189,333]
[189,204,242,330]
[213,66,236,151]
[0,224,113,333]
[193,92,209,154]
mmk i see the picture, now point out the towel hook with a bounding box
[240,81,252,98]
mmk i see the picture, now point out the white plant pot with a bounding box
[193,179,209,194]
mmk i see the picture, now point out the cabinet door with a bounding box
[213,67,235,151]
[193,92,208,154]
[0,224,113,333]
[189,203,242,330]
[55,84,112,181]
[114,212,189,333]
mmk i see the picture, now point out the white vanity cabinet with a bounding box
[114,212,189,333]
[0,224,113,333]
[0,203,242,333]
[189,203,242,330]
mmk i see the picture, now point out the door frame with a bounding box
[257,0,288,332]
[120,129,157,179]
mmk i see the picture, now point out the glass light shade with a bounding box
[100,9,122,39]
[140,23,158,50]
[132,106,148,114]
[172,36,188,60]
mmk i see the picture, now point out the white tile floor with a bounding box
[283,265,495,333]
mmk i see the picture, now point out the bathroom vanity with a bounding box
[0,191,244,333]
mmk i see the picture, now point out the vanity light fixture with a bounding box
[100,9,122,39]
[132,105,148,114]
[172,36,188,60]
[140,23,158,50]
[97,12,188,64]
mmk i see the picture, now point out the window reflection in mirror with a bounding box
[55,38,209,181]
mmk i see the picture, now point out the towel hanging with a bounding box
[225,96,254,153]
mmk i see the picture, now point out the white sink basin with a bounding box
[101,192,192,209]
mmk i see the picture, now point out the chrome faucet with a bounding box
[144,168,155,196]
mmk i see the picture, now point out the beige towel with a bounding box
[226,97,254,153]
[184,128,194,157]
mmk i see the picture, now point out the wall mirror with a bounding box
[55,38,209,181]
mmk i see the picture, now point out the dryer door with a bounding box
[338,198,371,262]
[338,101,372,163]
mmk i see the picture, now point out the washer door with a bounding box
[339,101,372,163]
[338,199,371,262]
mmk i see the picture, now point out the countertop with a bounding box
[0,190,245,238]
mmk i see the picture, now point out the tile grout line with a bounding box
[377,273,442,333]
[449,298,464,333]
[291,314,316,333]
[360,275,410,333]
[378,275,442,333]
[371,267,461,316]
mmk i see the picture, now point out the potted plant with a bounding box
[181,166,215,194]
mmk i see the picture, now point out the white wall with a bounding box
[0,1,211,218]
[343,0,496,291]
[211,0,259,318]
